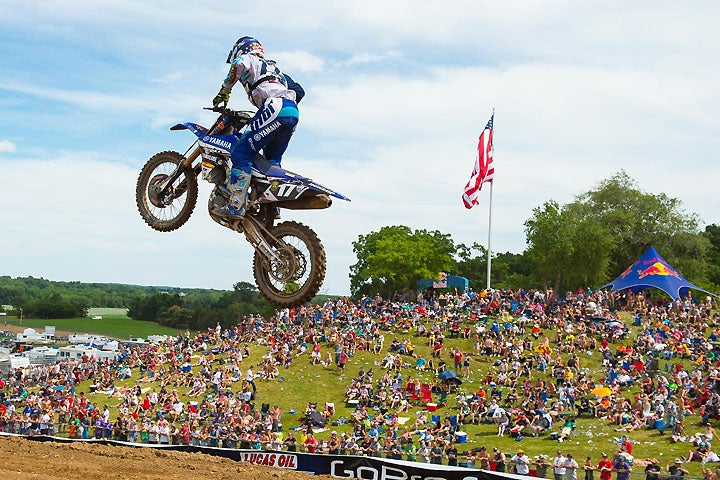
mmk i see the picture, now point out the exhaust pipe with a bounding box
[277,195,332,210]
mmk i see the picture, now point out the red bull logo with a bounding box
[621,260,640,279]
[637,261,680,279]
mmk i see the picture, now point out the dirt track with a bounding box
[0,436,333,480]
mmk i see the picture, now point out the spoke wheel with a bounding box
[136,151,198,232]
[253,221,326,307]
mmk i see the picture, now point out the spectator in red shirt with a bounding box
[598,452,613,480]
[621,435,633,455]
[304,431,318,453]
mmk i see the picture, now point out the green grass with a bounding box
[22,311,712,477]
[3,314,180,339]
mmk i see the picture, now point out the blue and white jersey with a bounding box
[223,54,296,108]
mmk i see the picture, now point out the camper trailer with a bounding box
[24,346,60,365]
[67,334,110,348]
[58,345,118,362]
[15,328,55,345]
[0,354,30,374]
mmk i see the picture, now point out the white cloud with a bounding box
[272,51,326,73]
[341,51,400,66]
[1,1,719,295]
[0,140,16,153]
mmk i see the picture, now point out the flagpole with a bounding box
[487,180,493,290]
[486,108,495,291]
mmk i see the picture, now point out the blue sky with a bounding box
[1,1,718,295]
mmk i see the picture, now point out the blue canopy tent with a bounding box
[602,246,714,300]
[417,275,469,291]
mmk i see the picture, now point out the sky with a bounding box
[1,1,719,296]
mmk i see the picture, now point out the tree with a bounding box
[350,226,456,297]
[127,293,183,322]
[454,243,487,289]
[704,224,720,287]
[523,171,711,294]
[524,200,613,296]
[158,305,194,329]
[576,171,709,281]
[454,242,539,290]
[25,292,88,319]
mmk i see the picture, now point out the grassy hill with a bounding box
[24,310,711,477]
[3,314,181,339]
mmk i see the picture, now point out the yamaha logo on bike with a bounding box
[201,136,232,151]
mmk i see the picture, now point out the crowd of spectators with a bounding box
[0,287,719,477]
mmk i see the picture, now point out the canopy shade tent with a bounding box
[438,369,457,380]
[417,275,469,290]
[602,246,713,300]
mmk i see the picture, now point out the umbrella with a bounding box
[446,377,463,386]
[438,370,457,380]
[491,407,507,418]
[591,386,612,397]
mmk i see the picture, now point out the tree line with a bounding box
[350,171,720,298]
[3,171,717,322]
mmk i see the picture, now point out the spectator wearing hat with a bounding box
[598,452,613,480]
[512,449,530,475]
[667,459,688,480]
[554,451,567,480]
[494,447,507,472]
[687,441,710,462]
[613,455,631,480]
[535,454,551,478]
[565,453,579,480]
[644,458,661,480]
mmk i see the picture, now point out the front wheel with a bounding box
[254,221,326,307]
[136,151,198,232]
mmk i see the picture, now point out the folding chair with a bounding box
[420,383,432,403]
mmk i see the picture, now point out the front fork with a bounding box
[208,199,286,267]
[156,146,202,198]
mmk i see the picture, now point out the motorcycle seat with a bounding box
[252,155,307,182]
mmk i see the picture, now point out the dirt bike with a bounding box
[135,107,349,307]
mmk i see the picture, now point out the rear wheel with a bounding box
[136,151,198,232]
[253,221,326,307]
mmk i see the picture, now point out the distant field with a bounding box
[87,307,129,315]
[2,314,180,339]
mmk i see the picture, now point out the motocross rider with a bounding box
[212,36,304,219]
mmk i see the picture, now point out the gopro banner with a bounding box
[319,454,527,480]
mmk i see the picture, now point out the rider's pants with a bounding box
[230,97,299,174]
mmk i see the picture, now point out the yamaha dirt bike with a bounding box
[135,107,349,307]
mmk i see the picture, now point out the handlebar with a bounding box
[203,106,255,118]
[203,107,255,133]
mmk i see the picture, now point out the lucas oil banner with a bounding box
[12,433,527,480]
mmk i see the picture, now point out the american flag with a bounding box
[462,114,494,209]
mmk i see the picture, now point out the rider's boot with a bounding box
[214,168,251,219]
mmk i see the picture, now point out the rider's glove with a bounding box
[213,89,230,108]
